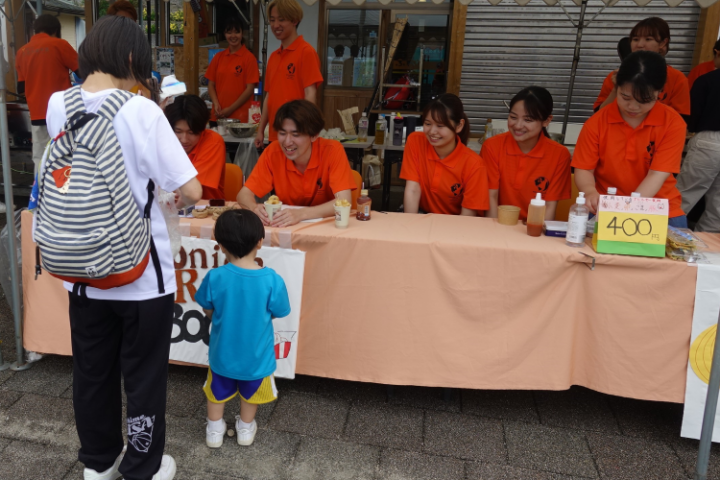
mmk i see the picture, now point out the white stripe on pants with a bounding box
[677,131,720,232]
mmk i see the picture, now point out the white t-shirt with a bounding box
[46,88,198,301]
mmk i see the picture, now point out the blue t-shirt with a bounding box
[195,264,291,381]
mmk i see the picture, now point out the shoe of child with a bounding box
[151,455,177,480]
[83,447,125,480]
[235,416,257,446]
[206,418,227,448]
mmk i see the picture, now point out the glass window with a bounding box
[327,10,380,88]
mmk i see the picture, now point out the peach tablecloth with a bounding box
[21,210,718,403]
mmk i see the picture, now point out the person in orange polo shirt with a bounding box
[574,51,687,228]
[239,100,356,227]
[165,95,226,200]
[688,39,719,92]
[483,87,571,221]
[594,17,689,118]
[15,14,79,169]
[253,0,323,148]
[207,18,260,124]
[400,94,489,216]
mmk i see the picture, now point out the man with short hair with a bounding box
[253,0,323,148]
[688,39,720,92]
[16,14,80,169]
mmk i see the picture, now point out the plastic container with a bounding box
[393,116,404,146]
[607,187,617,195]
[357,189,372,221]
[631,192,641,198]
[566,192,589,247]
[375,115,387,145]
[358,113,369,142]
[527,193,545,237]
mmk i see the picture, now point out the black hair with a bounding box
[164,95,209,134]
[714,39,720,53]
[508,86,554,138]
[616,51,667,104]
[420,93,470,145]
[273,100,324,137]
[617,37,632,62]
[214,209,265,259]
[334,45,345,57]
[78,15,151,91]
[223,17,246,44]
[34,14,61,37]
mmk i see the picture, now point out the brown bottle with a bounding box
[356,189,372,221]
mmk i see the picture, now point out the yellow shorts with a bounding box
[203,369,278,405]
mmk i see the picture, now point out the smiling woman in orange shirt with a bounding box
[400,94,489,216]
[574,51,687,228]
[482,87,571,221]
[206,18,259,123]
[594,17,689,117]
[239,100,356,227]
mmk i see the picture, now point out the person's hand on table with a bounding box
[254,130,264,149]
[253,203,271,226]
[270,208,305,228]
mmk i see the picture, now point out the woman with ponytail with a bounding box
[400,93,489,216]
[482,86,571,221]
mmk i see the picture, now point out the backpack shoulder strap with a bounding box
[62,86,85,119]
[96,89,134,122]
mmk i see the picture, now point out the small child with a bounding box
[195,209,291,448]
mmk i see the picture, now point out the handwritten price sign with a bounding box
[593,195,668,257]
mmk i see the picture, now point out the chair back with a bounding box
[554,173,579,222]
[224,164,244,202]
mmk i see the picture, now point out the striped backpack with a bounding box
[34,86,164,295]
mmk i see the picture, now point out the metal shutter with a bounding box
[459,0,700,134]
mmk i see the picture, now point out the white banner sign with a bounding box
[682,258,720,441]
[169,237,305,379]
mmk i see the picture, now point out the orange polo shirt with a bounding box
[688,61,715,92]
[593,66,690,116]
[15,33,78,121]
[245,137,356,206]
[482,132,571,220]
[572,101,685,218]
[205,46,260,122]
[400,132,489,215]
[265,36,323,141]
[188,129,226,200]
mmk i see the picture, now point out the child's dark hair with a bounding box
[630,17,670,54]
[508,86,554,138]
[34,14,61,37]
[214,209,265,259]
[273,100,325,137]
[223,17,246,44]
[616,51,667,104]
[421,93,470,145]
[617,37,632,62]
[164,95,210,134]
[79,16,152,92]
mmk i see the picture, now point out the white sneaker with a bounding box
[206,419,227,448]
[235,416,257,446]
[83,447,125,480]
[151,455,176,480]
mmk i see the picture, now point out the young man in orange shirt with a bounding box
[687,39,719,92]
[253,0,323,148]
[15,14,79,170]
[165,95,227,200]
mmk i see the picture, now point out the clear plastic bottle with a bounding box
[631,192,641,198]
[527,193,545,237]
[375,115,387,145]
[607,187,617,196]
[358,113,369,142]
[566,192,589,247]
[356,189,372,221]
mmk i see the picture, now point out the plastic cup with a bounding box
[264,201,282,222]
[334,204,351,229]
[498,205,521,226]
[200,224,213,239]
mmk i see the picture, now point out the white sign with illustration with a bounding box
[169,237,305,379]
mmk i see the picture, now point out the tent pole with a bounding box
[0,34,26,371]
[36,0,41,15]
[694,307,720,480]
[561,0,587,141]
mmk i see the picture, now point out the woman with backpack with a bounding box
[43,15,202,480]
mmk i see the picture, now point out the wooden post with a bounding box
[85,0,94,34]
[446,3,467,97]
[183,1,199,95]
[692,3,720,68]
